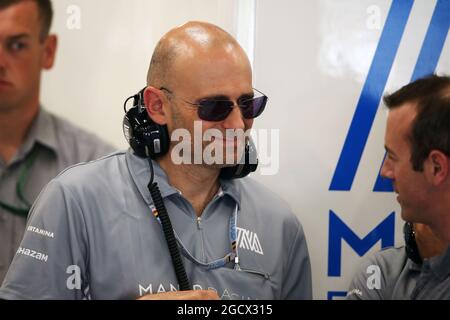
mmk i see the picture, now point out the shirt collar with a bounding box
[31,108,58,153]
[125,150,178,205]
[19,108,58,157]
[4,108,58,167]
[125,149,242,208]
[219,177,242,209]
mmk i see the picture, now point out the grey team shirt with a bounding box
[0,108,115,282]
[0,150,312,300]
[346,245,450,300]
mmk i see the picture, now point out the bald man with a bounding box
[0,22,312,300]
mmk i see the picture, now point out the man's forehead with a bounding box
[388,102,417,123]
[386,103,417,144]
[170,48,251,86]
[0,1,40,37]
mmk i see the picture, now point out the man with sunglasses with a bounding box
[0,21,312,300]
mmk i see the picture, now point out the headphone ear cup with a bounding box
[123,89,170,159]
[403,222,422,265]
[141,122,170,158]
[123,108,145,157]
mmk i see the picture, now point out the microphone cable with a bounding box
[146,155,191,291]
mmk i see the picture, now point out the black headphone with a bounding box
[403,222,422,265]
[122,88,170,159]
[123,87,258,180]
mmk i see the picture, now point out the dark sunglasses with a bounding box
[160,87,268,122]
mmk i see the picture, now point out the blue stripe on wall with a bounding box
[373,0,450,192]
[330,0,414,191]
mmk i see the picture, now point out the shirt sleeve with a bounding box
[0,179,89,300]
[280,219,313,300]
[345,254,386,300]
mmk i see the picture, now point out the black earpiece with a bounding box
[123,87,258,180]
[220,139,258,179]
[123,88,170,158]
[403,222,422,265]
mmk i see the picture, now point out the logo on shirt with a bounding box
[27,225,54,238]
[236,227,264,255]
[346,289,363,298]
[138,283,253,300]
[16,246,48,262]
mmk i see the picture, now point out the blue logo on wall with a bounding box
[328,211,395,277]
[327,0,450,299]
[330,0,450,193]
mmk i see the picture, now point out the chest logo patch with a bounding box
[236,227,264,255]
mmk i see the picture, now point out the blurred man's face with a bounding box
[381,103,432,223]
[0,1,55,113]
[162,45,254,167]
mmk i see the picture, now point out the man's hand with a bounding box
[138,290,220,300]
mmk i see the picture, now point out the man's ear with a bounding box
[424,150,449,185]
[42,35,57,70]
[143,87,167,125]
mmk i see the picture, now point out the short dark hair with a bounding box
[0,0,53,40]
[383,74,450,171]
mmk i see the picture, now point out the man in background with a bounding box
[0,0,115,282]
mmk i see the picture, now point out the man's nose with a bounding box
[222,104,245,129]
[380,157,393,180]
